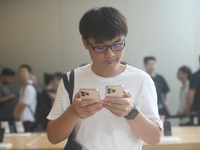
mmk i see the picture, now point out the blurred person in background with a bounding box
[13,64,37,132]
[38,72,62,131]
[0,68,16,123]
[144,56,170,118]
[188,55,200,125]
[177,66,192,126]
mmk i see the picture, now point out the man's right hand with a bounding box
[70,92,103,119]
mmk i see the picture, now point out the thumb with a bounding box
[123,90,131,98]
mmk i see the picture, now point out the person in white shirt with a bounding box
[177,65,192,126]
[14,64,37,132]
[47,7,162,150]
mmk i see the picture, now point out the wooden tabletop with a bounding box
[0,126,200,150]
[143,126,200,150]
[1,132,66,150]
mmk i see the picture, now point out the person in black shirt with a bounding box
[0,68,16,122]
[144,56,170,118]
[188,55,200,124]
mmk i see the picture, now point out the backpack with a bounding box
[62,70,82,150]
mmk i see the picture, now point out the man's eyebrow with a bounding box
[95,38,124,45]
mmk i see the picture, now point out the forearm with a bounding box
[188,90,195,110]
[128,112,161,145]
[163,92,170,105]
[47,105,80,144]
[13,103,25,120]
[0,95,12,102]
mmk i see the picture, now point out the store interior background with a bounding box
[0,0,200,125]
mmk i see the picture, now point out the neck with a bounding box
[91,63,126,77]
[148,72,156,77]
[181,79,188,84]
[23,79,30,84]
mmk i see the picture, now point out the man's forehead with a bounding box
[89,35,125,44]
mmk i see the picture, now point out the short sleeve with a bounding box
[21,85,36,105]
[47,78,71,120]
[189,74,200,90]
[137,76,163,130]
[161,76,170,94]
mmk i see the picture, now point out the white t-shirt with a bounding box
[47,64,163,150]
[19,80,37,122]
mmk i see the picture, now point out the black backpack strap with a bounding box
[62,70,74,104]
[62,70,82,150]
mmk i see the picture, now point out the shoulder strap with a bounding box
[62,70,74,104]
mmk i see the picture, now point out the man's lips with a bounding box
[104,59,115,64]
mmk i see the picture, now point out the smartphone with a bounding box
[163,120,172,136]
[105,85,124,97]
[0,127,5,143]
[79,88,100,102]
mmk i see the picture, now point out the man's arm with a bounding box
[128,111,161,145]
[0,94,15,103]
[187,89,195,112]
[13,102,26,120]
[103,93,161,146]
[47,93,103,144]
[163,92,170,105]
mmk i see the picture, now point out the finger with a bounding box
[104,97,130,106]
[104,97,124,105]
[83,102,103,112]
[81,99,100,106]
[123,90,131,97]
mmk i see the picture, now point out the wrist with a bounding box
[124,103,139,120]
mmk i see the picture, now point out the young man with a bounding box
[177,66,192,125]
[144,56,170,118]
[13,65,37,132]
[188,55,200,125]
[0,68,16,122]
[47,7,162,150]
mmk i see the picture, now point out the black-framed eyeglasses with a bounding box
[86,39,126,53]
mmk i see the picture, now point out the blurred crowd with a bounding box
[0,64,62,132]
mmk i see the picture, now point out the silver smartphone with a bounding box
[79,88,100,102]
[105,85,124,97]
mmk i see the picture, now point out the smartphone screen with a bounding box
[79,88,100,102]
[105,85,124,97]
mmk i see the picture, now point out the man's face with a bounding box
[83,35,125,71]
[177,70,187,81]
[2,75,13,85]
[18,67,31,83]
[145,60,156,75]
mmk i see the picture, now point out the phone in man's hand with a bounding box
[79,88,100,102]
[105,85,124,97]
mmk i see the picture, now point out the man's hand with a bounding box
[70,93,103,119]
[102,90,134,117]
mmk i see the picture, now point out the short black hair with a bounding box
[79,7,128,42]
[19,64,32,73]
[44,73,54,86]
[0,68,15,77]
[143,56,156,64]
[178,65,192,80]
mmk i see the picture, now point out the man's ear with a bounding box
[82,38,89,50]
